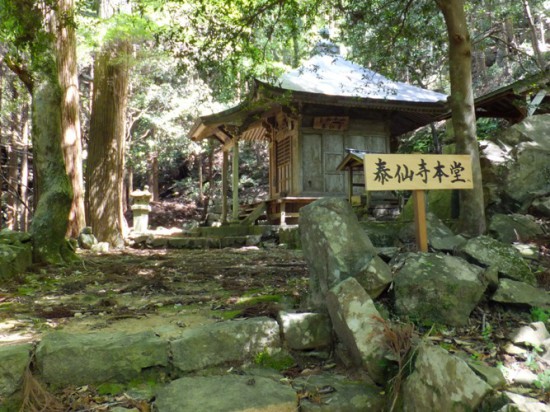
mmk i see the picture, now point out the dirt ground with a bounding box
[0,247,309,345]
[1,206,549,408]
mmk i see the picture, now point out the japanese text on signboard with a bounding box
[363,154,473,191]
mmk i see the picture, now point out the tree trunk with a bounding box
[522,0,545,69]
[0,63,3,229]
[149,151,159,201]
[56,0,86,238]
[30,78,74,263]
[86,40,130,247]
[436,0,486,236]
[7,86,19,230]
[19,103,30,231]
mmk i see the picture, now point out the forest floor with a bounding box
[1,200,549,409]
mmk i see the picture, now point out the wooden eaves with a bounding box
[188,79,450,146]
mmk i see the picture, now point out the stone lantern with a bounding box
[130,186,153,233]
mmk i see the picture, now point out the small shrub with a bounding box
[372,316,417,412]
[531,307,550,323]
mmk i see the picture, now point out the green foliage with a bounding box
[534,369,550,393]
[476,118,502,141]
[96,382,125,396]
[0,0,57,78]
[530,307,550,323]
[254,349,295,371]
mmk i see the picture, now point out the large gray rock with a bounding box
[294,373,386,412]
[503,114,550,151]
[504,142,550,207]
[399,212,466,252]
[359,221,402,247]
[171,317,280,373]
[393,253,485,326]
[491,278,550,308]
[511,321,550,348]
[0,230,33,280]
[498,391,550,412]
[277,311,332,350]
[0,344,32,398]
[465,359,506,389]
[300,198,392,309]
[488,213,543,243]
[36,330,169,386]
[532,195,550,217]
[460,236,536,285]
[154,375,297,412]
[326,277,388,384]
[402,343,492,412]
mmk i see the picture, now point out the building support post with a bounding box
[231,139,240,222]
[221,149,229,224]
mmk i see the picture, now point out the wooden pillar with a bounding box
[232,139,240,222]
[413,190,428,252]
[221,150,229,224]
[347,167,353,202]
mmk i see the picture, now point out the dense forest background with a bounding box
[0,0,548,250]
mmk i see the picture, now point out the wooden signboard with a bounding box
[364,154,474,252]
[313,116,349,131]
[363,154,473,191]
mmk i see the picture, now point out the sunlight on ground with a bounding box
[0,320,36,345]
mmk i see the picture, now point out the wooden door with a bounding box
[302,133,323,193]
[323,133,345,193]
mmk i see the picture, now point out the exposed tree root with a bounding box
[19,365,64,412]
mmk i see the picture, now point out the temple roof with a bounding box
[276,54,447,103]
[189,54,450,143]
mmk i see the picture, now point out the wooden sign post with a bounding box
[364,154,473,252]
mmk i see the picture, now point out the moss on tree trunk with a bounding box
[30,79,74,264]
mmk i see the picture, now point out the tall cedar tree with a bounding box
[86,0,130,247]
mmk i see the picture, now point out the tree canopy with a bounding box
[0,0,548,244]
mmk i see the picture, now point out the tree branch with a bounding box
[3,54,34,94]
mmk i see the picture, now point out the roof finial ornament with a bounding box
[313,27,340,56]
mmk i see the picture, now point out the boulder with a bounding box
[503,142,550,208]
[393,253,485,326]
[293,373,386,412]
[326,277,388,384]
[0,230,33,280]
[498,391,550,412]
[479,141,511,211]
[154,375,297,412]
[359,221,403,247]
[402,343,491,412]
[0,243,33,280]
[504,114,550,151]
[36,330,169,386]
[300,198,392,309]
[491,279,550,308]
[171,317,280,373]
[460,236,536,285]
[277,311,332,350]
[399,212,466,252]
[0,229,32,244]
[511,321,550,348]
[0,344,32,398]
[77,227,97,249]
[464,358,506,389]
[400,189,456,222]
[488,213,543,243]
[532,196,550,217]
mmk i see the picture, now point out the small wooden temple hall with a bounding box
[188,46,549,225]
